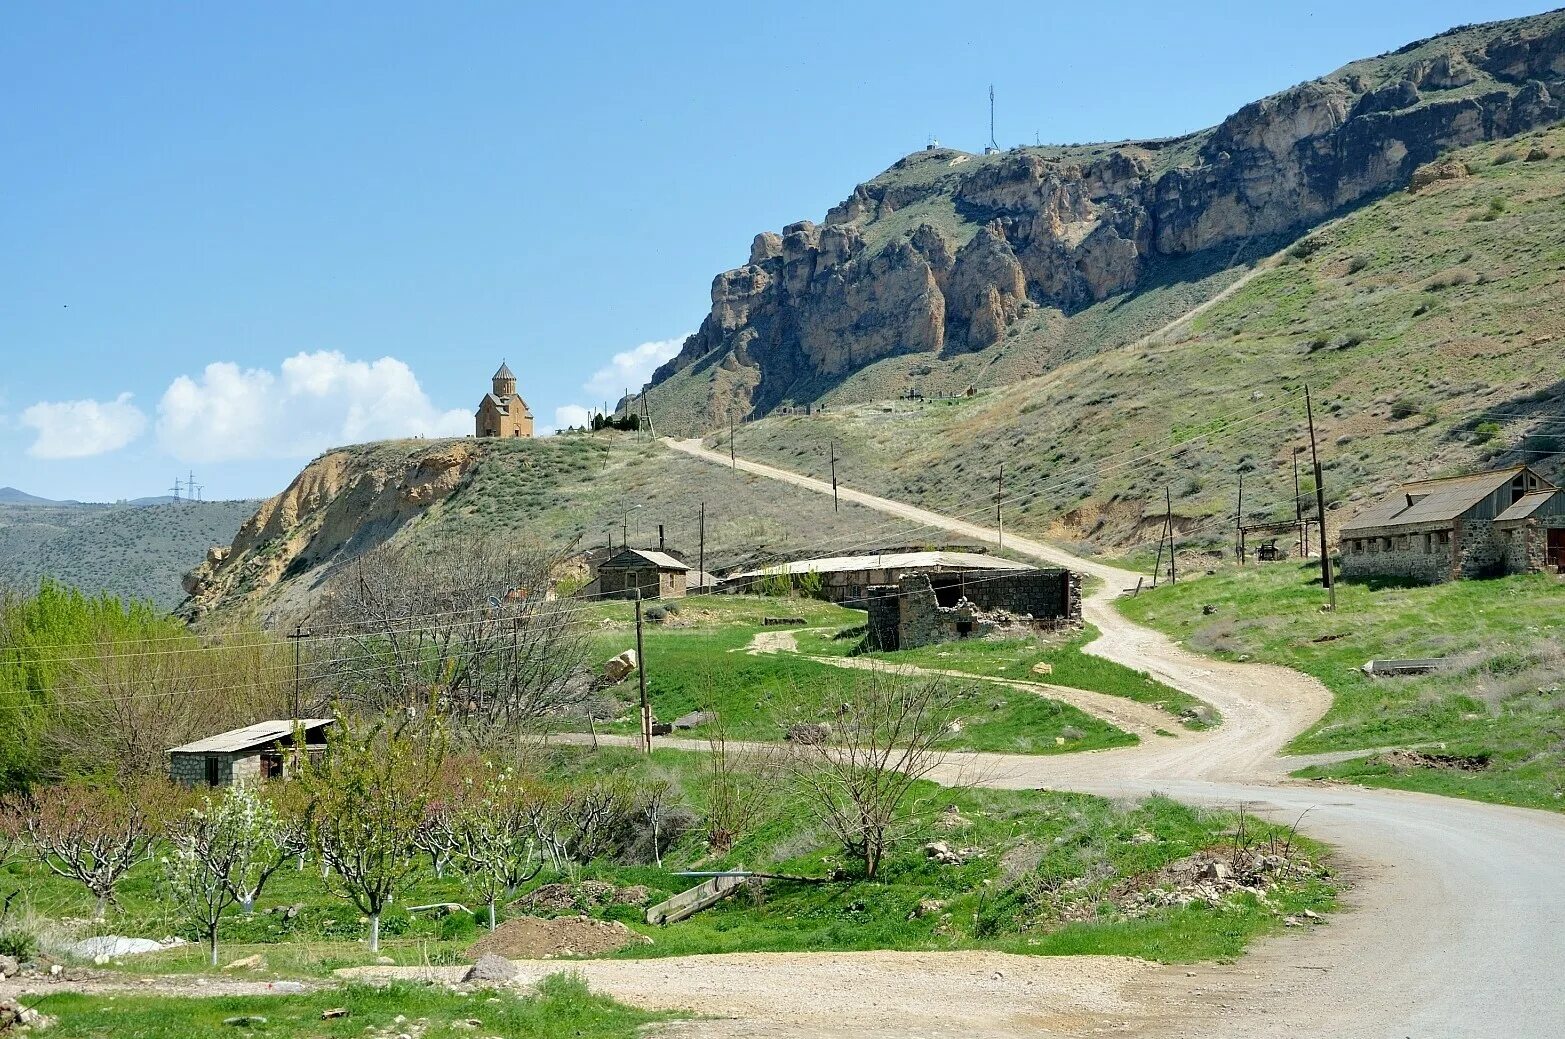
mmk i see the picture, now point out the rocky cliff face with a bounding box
[649,11,1565,426]
[179,440,481,622]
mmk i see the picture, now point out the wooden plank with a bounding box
[645,874,744,926]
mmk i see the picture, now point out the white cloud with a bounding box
[581,337,686,400]
[548,335,688,435]
[549,404,594,433]
[20,393,147,459]
[156,351,470,462]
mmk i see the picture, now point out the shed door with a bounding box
[1548,529,1565,570]
[204,757,220,787]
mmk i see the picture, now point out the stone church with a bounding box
[475,362,534,438]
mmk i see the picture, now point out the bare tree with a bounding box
[700,711,782,855]
[43,624,291,782]
[525,776,638,875]
[786,672,961,878]
[0,793,26,871]
[311,537,589,744]
[28,781,179,920]
[297,715,444,953]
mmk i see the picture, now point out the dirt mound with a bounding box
[1375,749,1490,772]
[513,881,651,914]
[466,916,650,960]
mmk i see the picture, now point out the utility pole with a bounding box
[698,502,705,593]
[170,477,182,503]
[1293,448,1306,559]
[996,464,1004,550]
[1166,487,1177,585]
[1306,386,1335,610]
[830,441,838,512]
[286,625,309,718]
[1151,506,1169,588]
[1235,472,1245,565]
[634,591,651,754]
[729,415,736,471]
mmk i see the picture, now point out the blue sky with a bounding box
[1,1,1547,501]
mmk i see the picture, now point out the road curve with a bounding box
[661,436,1565,1038]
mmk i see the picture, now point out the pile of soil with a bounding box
[513,881,653,914]
[466,916,650,960]
[1375,749,1490,772]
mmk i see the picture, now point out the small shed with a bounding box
[596,549,691,600]
[167,719,333,787]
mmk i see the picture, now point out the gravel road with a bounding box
[653,436,1565,1038]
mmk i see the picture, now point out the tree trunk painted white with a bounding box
[241,895,255,916]
[487,900,497,932]
[369,912,381,953]
[93,894,108,922]
[209,928,220,967]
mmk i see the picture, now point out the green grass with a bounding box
[1118,562,1565,810]
[581,594,1135,754]
[796,622,1214,727]
[2,748,1333,977]
[29,976,673,1039]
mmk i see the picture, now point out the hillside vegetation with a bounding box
[1120,564,1565,811]
[184,433,971,622]
[713,126,1565,556]
[0,500,256,611]
[646,10,1565,430]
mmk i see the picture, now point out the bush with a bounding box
[1472,421,1503,444]
[0,927,37,962]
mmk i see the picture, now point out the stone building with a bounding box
[725,550,1034,607]
[864,569,1082,652]
[595,548,691,600]
[167,719,333,787]
[1339,465,1565,584]
[475,362,534,438]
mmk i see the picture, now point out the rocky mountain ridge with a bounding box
[646,10,1565,431]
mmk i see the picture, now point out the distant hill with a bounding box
[0,487,73,505]
[645,9,1565,432]
[717,124,1565,556]
[0,499,259,610]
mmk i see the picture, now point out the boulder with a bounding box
[0,955,16,979]
[671,710,716,730]
[1409,158,1469,192]
[462,953,518,984]
[602,650,638,682]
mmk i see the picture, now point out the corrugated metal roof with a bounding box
[728,551,1035,580]
[168,719,333,755]
[1497,489,1564,522]
[1340,467,1529,534]
[601,549,690,571]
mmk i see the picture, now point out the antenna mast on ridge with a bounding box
[986,85,1000,154]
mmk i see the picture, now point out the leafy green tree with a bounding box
[298,716,445,952]
[164,783,302,965]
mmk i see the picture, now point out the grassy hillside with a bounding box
[715,126,1565,557]
[1120,564,1565,811]
[0,500,256,610]
[195,432,994,621]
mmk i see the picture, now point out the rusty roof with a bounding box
[1340,466,1547,534]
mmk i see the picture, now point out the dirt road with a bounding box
[653,436,1565,1038]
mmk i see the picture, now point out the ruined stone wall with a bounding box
[864,569,1081,651]
[1456,519,1507,579]
[959,569,1080,622]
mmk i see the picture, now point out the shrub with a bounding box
[0,927,37,962]
[1472,421,1503,444]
